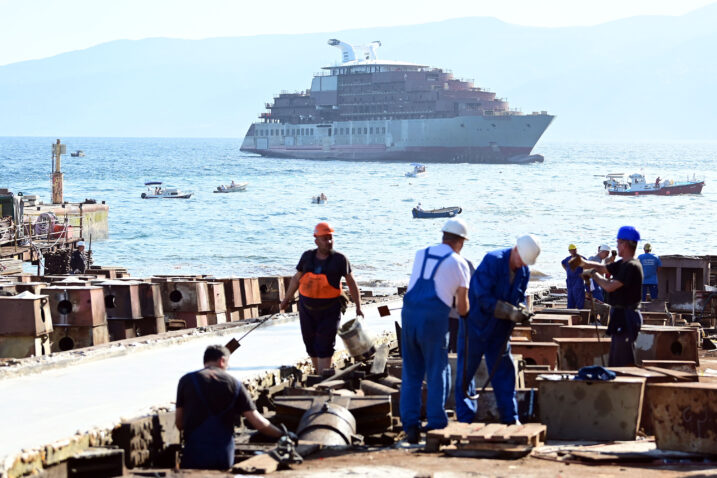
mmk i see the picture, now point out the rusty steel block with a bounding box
[226,308,241,322]
[165,312,208,328]
[107,318,139,341]
[136,316,166,335]
[41,286,107,327]
[539,376,645,441]
[0,283,17,295]
[648,383,717,454]
[207,282,227,313]
[558,325,609,339]
[240,278,261,306]
[635,326,700,365]
[160,280,210,313]
[217,278,243,308]
[530,323,563,342]
[0,334,51,358]
[553,337,610,370]
[509,342,558,368]
[138,282,163,318]
[511,326,532,341]
[531,314,573,326]
[259,276,286,303]
[97,281,143,319]
[239,306,260,320]
[640,360,697,374]
[0,295,54,336]
[51,324,109,351]
[13,282,49,295]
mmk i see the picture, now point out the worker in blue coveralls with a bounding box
[561,244,586,309]
[400,219,471,444]
[638,243,662,301]
[573,226,644,366]
[587,244,612,302]
[455,234,541,425]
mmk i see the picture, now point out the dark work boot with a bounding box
[405,426,420,445]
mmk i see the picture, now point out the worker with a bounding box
[70,241,87,274]
[455,234,541,426]
[175,345,286,470]
[638,243,662,301]
[280,222,362,375]
[448,258,475,353]
[574,226,644,366]
[561,244,586,309]
[587,244,611,301]
[400,219,471,444]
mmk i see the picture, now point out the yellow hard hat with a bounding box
[568,244,577,250]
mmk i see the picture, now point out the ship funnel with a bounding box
[328,39,382,64]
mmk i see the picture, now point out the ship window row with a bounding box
[257,128,315,136]
[335,127,386,135]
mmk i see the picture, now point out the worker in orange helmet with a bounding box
[281,222,363,375]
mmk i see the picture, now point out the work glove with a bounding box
[494,301,532,324]
[568,256,584,270]
[279,423,298,444]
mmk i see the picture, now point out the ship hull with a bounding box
[608,182,705,196]
[240,114,553,164]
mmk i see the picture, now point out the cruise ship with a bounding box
[240,40,554,164]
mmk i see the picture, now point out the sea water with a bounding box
[1,137,715,291]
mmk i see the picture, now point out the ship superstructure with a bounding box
[240,39,554,163]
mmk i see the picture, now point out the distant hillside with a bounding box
[1,4,716,141]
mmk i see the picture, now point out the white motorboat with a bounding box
[311,193,328,204]
[141,182,193,199]
[214,182,248,193]
[405,163,427,178]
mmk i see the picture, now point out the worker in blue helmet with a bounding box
[561,244,586,309]
[570,226,644,366]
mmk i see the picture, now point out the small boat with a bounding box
[412,206,462,218]
[141,182,193,199]
[214,182,248,193]
[70,150,85,157]
[405,163,427,178]
[604,173,705,196]
[311,194,328,204]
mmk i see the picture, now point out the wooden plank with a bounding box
[232,453,279,474]
[507,423,547,446]
[468,423,507,442]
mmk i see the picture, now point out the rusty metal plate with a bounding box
[647,383,717,454]
[635,326,699,365]
[558,325,608,339]
[509,342,558,368]
[0,295,53,336]
[553,337,610,370]
[41,286,107,327]
[160,280,210,313]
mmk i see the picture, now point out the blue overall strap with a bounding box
[419,248,453,282]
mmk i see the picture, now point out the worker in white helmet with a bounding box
[455,234,541,426]
[400,219,471,444]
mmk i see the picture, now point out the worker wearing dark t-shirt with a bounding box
[175,345,283,470]
[572,226,644,367]
[280,222,363,375]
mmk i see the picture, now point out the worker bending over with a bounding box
[573,226,644,366]
[176,345,285,470]
[455,234,541,425]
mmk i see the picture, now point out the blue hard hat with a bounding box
[617,226,640,242]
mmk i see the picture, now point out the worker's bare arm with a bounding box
[243,410,282,438]
[592,273,623,293]
[345,272,363,316]
[280,271,303,311]
[456,286,469,316]
[175,407,183,431]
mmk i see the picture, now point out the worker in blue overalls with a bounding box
[400,219,471,444]
[561,244,586,309]
[455,234,541,425]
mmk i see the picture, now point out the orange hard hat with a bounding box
[314,222,335,236]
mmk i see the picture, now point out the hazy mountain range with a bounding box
[2,4,716,141]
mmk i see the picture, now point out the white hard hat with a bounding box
[442,219,469,240]
[77,241,85,247]
[516,234,541,265]
[599,244,611,252]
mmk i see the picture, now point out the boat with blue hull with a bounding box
[412,206,462,219]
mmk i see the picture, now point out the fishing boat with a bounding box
[141,182,193,199]
[311,193,328,204]
[412,205,462,218]
[214,182,248,193]
[405,163,427,178]
[70,150,85,157]
[604,173,705,196]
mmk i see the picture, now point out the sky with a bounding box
[1,0,716,66]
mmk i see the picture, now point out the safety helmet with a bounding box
[441,218,469,240]
[617,226,640,242]
[516,234,541,265]
[568,244,577,250]
[644,243,652,251]
[77,241,85,247]
[313,222,334,237]
[599,244,611,252]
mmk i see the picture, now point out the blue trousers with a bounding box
[454,320,518,424]
[400,313,450,431]
[567,284,585,309]
[642,284,658,301]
